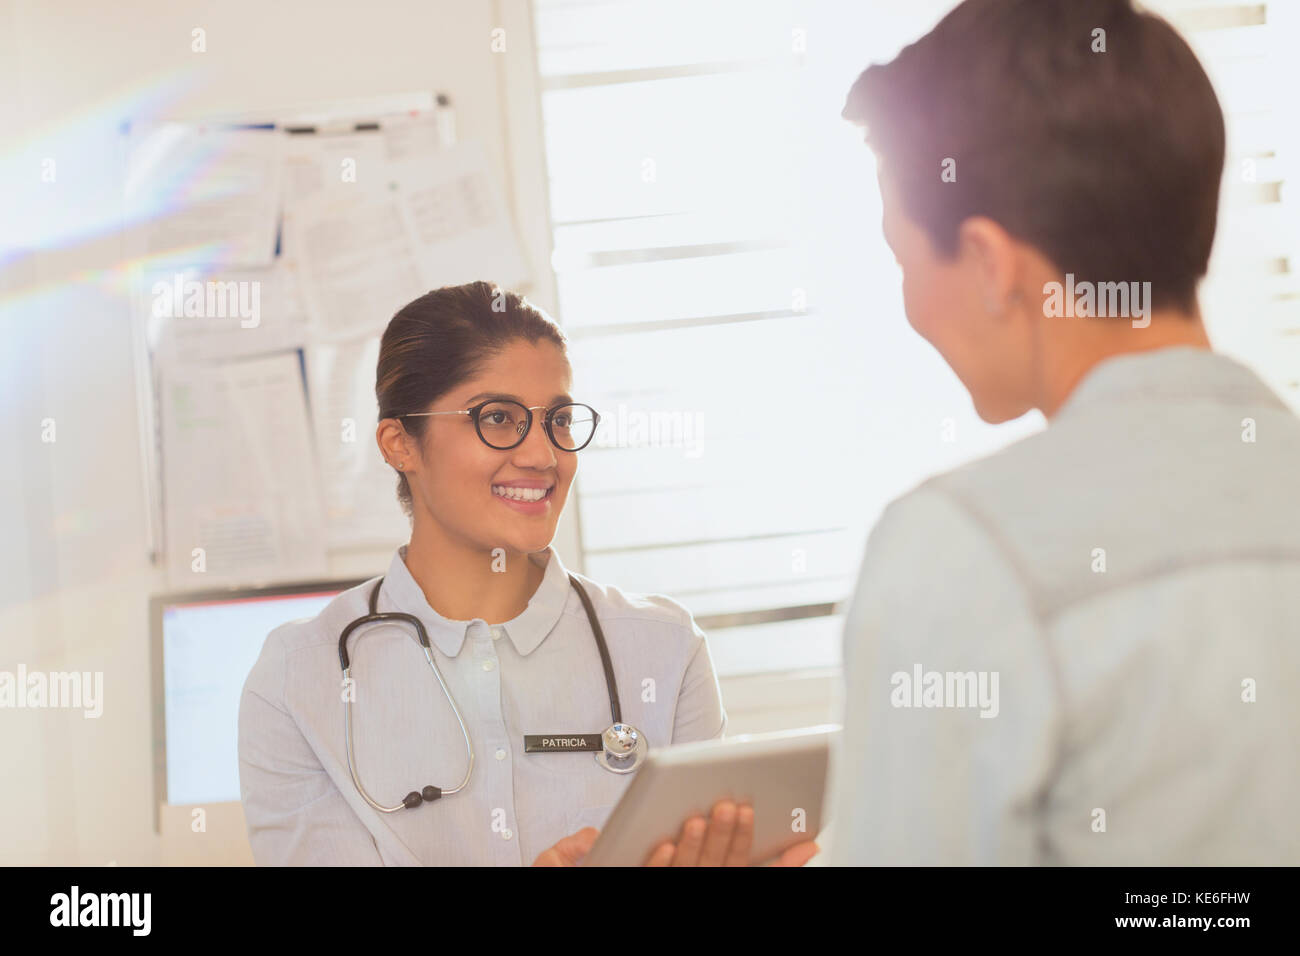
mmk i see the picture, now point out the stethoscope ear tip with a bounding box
[403,786,443,808]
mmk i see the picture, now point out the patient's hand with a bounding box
[643,799,819,867]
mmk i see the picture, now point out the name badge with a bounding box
[524,734,601,753]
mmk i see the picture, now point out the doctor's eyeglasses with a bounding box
[398,400,601,452]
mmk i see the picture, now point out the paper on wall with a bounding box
[124,123,282,269]
[144,257,311,364]
[283,131,390,203]
[281,114,446,203]
[304,337,412,549]
[390,140,530,291]
[161,352,328,588]
[284,140,531,342]
[380,113,447,162]
[283,185,427,341]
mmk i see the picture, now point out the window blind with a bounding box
[1153,0,1300,404]
[527,0,1299,677]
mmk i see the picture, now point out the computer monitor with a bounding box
[149,577,367,831]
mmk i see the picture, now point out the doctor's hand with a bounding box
[529,800,820,866]
[531,827,599,866]
[643,799,819,867]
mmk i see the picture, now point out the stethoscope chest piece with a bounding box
[595,722,647,774]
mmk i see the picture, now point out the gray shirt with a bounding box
[828,346,1300,864]
[238,544,727,865]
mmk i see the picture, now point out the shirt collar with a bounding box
[1054,346,1287,419]
[378,544,572,658]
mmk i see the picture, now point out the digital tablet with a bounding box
[581,724,838,867]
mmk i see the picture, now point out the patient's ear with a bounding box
[957,216,1021,322]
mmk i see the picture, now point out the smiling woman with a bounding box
[374,281,570,526]
[234,280,818,866]
[374,284,582,573]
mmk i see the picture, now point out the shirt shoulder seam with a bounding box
[911,478,1068,860]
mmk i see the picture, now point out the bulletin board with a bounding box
[125,91,533,589]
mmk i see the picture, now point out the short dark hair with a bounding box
[376,281,567,518]
[842,0,1225,313]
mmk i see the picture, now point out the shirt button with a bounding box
[491,627,503,641]
[495,748,507,761]
[482,660,495,672]
[501,829,513,841]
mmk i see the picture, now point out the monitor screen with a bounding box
[154,581,363,807]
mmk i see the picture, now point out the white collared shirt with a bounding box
[827,347,1300,864]
[237,544,727,865]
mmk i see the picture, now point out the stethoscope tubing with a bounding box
[342,643,475,813]
[338,570,632,812]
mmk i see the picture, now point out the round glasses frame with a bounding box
[394,400,601,452]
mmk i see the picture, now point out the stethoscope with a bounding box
[337,571,647,813]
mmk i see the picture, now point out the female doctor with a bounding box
[237,281,817,866]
